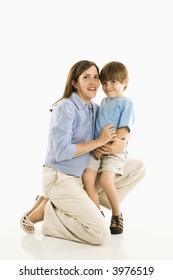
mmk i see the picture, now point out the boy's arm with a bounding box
[93,127,130,159]
[116,126,130,144]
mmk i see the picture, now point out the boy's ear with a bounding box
[124,78,129,87]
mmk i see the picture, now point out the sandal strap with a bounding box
[20,195,47,233]
[21,214,35,227]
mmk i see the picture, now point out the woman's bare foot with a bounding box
[22,197,47,233]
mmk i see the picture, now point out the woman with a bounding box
[21,60,145,245]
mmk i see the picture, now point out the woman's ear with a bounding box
[72,80,77,89]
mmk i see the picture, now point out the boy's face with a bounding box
[102,79,128,98]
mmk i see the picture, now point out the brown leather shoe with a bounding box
[110,213,123,234]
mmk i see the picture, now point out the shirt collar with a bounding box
[70,92,93,110]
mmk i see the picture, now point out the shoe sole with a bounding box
[110,227,123,234]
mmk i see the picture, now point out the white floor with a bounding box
[1,164,173,261]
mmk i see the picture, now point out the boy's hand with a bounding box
[94,137,126,159]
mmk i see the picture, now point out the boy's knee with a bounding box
[99,174,113,188]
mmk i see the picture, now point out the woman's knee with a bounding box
[98,229,111,245]
[134,159,146,178]
[89,222,111,245]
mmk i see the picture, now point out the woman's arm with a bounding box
[51,101,116,161]
[75,124,117,157]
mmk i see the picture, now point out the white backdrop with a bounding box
[0,0,173,267]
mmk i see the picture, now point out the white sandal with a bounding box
[20,195,46,233]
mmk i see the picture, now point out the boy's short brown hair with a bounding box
[100,61,128,89]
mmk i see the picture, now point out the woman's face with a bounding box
[74,66,100,104]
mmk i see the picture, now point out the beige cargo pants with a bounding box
[42,159,145,245]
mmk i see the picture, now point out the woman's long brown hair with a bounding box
[49,60,99,111]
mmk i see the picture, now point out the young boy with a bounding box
[83,61,135,234]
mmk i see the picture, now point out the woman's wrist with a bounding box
[94,138,105,148]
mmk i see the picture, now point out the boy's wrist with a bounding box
[122,137,128,146]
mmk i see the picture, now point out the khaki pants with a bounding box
[42,159,145,245]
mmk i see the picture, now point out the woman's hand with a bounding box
[94,137,127,159]
[97,125,117,146]
[75,125,117,157]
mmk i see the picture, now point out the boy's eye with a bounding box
[95,76,99,79]
[102,81,107,85]
[112,80,116,83]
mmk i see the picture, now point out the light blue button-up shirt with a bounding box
[44,93,98,176]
